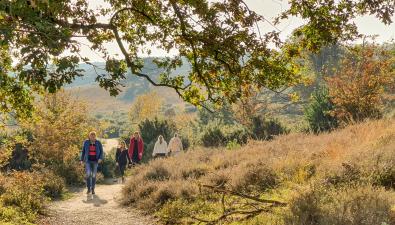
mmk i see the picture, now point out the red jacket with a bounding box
[129,137,144,160]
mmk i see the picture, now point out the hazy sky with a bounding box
[74,0,395,62]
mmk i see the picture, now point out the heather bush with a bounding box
[121,118,395,224]
[40,169,66,199]
[285,185,395,225]
[250,116,289,140]
[55,160,85,185]
[144,163,171,181]
[200,122,249,147]
[0,170,65,224]
[200,123,226,147]
[231,161,277,193]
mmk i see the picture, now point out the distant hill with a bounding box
[66,58,191,114]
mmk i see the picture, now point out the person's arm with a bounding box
[128,138,133,158]
[80,141,86,162]
[98,141,104,162]
[164,141,168,154]
[126,150,132,164]
[139,139,144,159]
[115,149,120,163]
[152,142,158,157]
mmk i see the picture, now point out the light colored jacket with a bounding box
[168,137,183,153]
[153,140,168,156]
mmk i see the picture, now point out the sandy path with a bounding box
[40,182,154,225]
[40,184,154,225]
[39,138,154,225]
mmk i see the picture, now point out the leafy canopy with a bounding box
[0,0,394,118]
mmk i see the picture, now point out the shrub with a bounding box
[304,87,338,133]
[324,163,362,186]
[0,171,63,224]
[223,124,249,144]
[200,123,249,147]
[285,185,395,225]
[231,161,277,193]
[21,91,95,185]
[0,204,35,225]
[226,139,241,150]
[40,170,65,199]
[121,119,395,224]
[101,148,117,178]
[1,172,48,214]
[181,165,209,179]
[200,124,226,147]
[144,163,171,181]
[327,44,394,124]
[154,184,177,205]
[251,116,288,140]
[55,160,85,185]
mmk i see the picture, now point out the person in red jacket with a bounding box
[129,131,144,164]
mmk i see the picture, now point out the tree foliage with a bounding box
[128,91,164,126]
[304,87,338,133]
[22,91,96,184]
[326,44,395,124]
[1,0,393,117]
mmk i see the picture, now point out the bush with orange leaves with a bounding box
[327,44,395,124]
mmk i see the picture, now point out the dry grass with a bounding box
[122,118,395,224]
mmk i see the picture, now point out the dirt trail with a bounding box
[40,138,154,225]
[40,182,153,225]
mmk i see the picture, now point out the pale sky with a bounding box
[73,0,395,62]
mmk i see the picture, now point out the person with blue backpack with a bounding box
[80,131,103,195]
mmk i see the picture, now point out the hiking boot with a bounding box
[121,177,125,183]
[86,188,91,194]
[91,189,95,195]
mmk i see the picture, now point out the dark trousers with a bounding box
[119,164,126,177]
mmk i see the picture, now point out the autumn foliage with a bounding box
[326,44,394,124]
[22,91,98,184]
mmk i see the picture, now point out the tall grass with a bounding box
[122,118,395,224]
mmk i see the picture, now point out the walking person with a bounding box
[115,140,131,183]
[129,131,144,165]
[80,131,103,195]
[168,133,183,156]
[152,135,168,158]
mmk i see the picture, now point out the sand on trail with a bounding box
[40,182,154,225]
[39,138,154,225]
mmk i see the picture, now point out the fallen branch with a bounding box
[201,184,287,207]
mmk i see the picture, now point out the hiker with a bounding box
[80,131,103,195]
[129,131,144,165]
[168,133,183,156]
[152,135,168,158]
[115,140,131,183]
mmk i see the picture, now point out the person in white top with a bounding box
[152,135,168,158]
[168,133,183,156]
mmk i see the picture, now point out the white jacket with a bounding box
[168,137,183,153]
[152,140,168,156]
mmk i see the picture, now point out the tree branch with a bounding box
[201,184,287,206]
